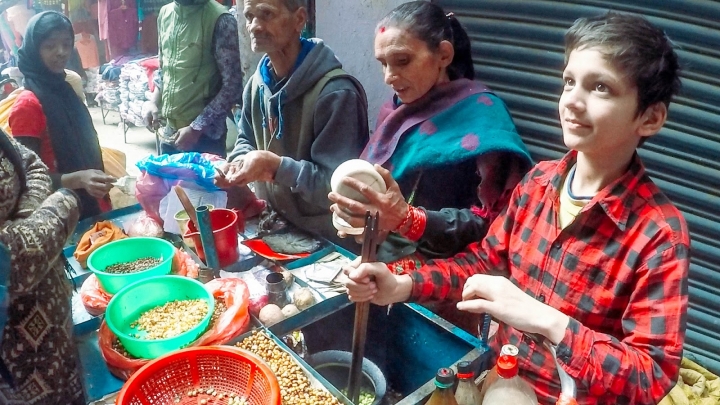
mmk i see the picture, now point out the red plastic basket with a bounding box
[116,346,281,405]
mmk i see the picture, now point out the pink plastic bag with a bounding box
[135,152,224,225]
[79,275,113,317]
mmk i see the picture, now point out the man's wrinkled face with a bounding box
[243,0,306,53]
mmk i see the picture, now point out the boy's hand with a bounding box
[342,258,412,306]
[458,275,570,345]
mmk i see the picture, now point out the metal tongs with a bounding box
[524,332,578,404]
[347,211,380,404]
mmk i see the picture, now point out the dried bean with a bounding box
[103,257,162,274]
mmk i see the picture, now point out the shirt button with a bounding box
[552,242,561,250]
[538,294,546,303]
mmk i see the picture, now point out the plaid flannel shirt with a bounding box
[410,151,689,405]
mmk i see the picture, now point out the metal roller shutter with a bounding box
[433,0,720,374]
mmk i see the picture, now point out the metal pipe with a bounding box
[196,205,220,272]
[347,212,379,404]
[347,302,370,403]
[543,340,577,400]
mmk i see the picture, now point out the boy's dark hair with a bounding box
[565,12,681,116]
[378,1,474,81]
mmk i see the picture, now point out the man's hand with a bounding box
[342,258,413,306]
[63,169,116,198]
[457,275,570,344]
[220,151,281,186]
[328,164,408,232]
[144,101,160,130]
[174,126,202,151]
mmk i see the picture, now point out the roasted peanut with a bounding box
[236,331,341,405]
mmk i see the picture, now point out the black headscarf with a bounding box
[18,11,104,218]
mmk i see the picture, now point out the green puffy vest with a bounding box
[158,0,227,129]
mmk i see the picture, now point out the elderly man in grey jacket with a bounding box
[217,0,368,245]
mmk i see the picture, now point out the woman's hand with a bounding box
[329,164,408,232]
[63,169,115,198]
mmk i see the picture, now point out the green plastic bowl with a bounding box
[106,275,215,359]
[87,237,175,294]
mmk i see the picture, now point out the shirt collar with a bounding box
[540,150,647,231]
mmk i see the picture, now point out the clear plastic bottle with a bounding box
[478,343,517,401]
[427,368,460,405]
[481,344,538,405]
[454,361,482,405]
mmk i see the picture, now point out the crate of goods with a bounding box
[116,346,281,405]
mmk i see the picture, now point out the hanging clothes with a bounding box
[140,13,158,54]
[5,4,35,42]
[75,32,100,68]
[0,15,19,59]
[106,0,138,60]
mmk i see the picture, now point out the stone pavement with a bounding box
[88,106,156,177]
[89,106,239,177]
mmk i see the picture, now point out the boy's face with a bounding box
[559,47,650,158]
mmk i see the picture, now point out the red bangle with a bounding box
[402,206,426,242]
[394,206,413,233]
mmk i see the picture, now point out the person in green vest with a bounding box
[216,0,369,246]
[144,0,242,157]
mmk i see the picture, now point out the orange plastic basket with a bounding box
[116,346,281,405]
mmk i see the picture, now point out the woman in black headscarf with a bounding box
[9,11,115,220]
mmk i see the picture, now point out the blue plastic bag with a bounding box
[135,152,223,191]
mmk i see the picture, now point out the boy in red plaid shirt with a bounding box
[343,12,689,405]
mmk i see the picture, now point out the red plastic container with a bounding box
[184,208,242,268]
[116,346,281,405]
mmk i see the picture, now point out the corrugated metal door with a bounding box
[434,0,720,374]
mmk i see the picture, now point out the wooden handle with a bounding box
[174,186,199,227]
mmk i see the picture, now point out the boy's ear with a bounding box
[637,102,668,138]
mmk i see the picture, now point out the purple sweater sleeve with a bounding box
[189,13,242,136]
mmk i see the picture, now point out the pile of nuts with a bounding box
[235,331,341,405]
[131,299,209,340]
[209,299,227,327]
[177,388,247,404]
[113,299,226,357]
[111,336,136,358]
[104,257,162,274]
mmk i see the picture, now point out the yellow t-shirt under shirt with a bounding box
[559,165,593,229]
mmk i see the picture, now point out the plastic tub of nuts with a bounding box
[116,346,281,405]
[106,275,215,359]
[87,237,175,294]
